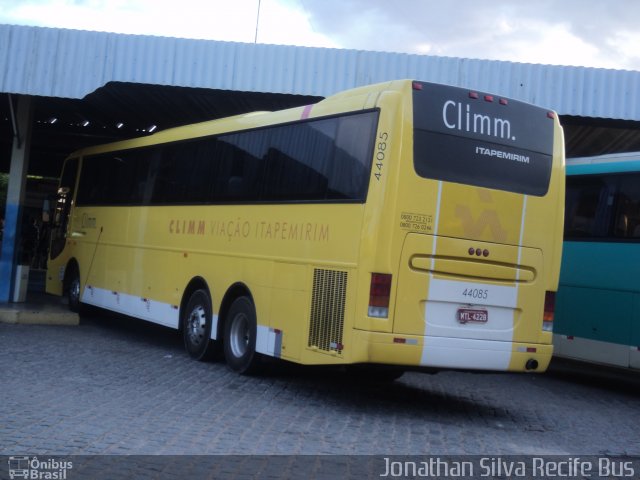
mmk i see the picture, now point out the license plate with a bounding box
[457,308,488,324]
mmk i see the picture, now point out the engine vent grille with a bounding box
[308,269,347,353]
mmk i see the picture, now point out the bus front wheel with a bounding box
[223,296,260,374]
[67,267,81,313]
[182,289,218,361]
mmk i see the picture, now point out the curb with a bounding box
[0,307,79,326]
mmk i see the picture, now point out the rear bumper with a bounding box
[352,329,553,372]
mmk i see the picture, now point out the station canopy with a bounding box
[1,82,320,177]
[2,24,640,178]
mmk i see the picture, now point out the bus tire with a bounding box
[182,289,218,361]
[67,266,81,313]
[223,296,260,375]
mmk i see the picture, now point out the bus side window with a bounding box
[564,178,602,237]
[262,120,335,201]
[330,112,378,200]
[614,174,640,239]
[152,141,215,204]
[214,132,266,202]
[566,173,640,241]
[565,175,615,239]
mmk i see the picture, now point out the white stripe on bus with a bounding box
[429,180,443,271]
[256,325,281,357]
[419,336,511,370]
[427,278,518,308]
[553,334,638,369]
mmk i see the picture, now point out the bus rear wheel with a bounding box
[182,289,218,361]
[224,296,261,374]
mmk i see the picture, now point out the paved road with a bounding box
[1,311,639,456]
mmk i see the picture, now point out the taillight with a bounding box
[368,273,392,318]
[543,291,555,332]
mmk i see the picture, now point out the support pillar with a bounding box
[0,95,34,303]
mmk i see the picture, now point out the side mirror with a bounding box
[42,198,51,223]
[52,188,71,227]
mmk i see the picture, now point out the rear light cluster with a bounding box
[368,273,392,318]
[468,91,508,105]
[467,89,554,118]
[543,291,555,332]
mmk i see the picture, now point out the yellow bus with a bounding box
[46,79,565,376]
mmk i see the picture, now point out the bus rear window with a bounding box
[412,81,554,196]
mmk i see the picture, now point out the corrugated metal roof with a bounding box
[1,23,640,120]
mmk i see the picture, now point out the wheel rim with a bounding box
[229,312,249,358]
[186,305,207,347]
[69,277,80,305]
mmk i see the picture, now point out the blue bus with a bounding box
[554,152,640,370]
